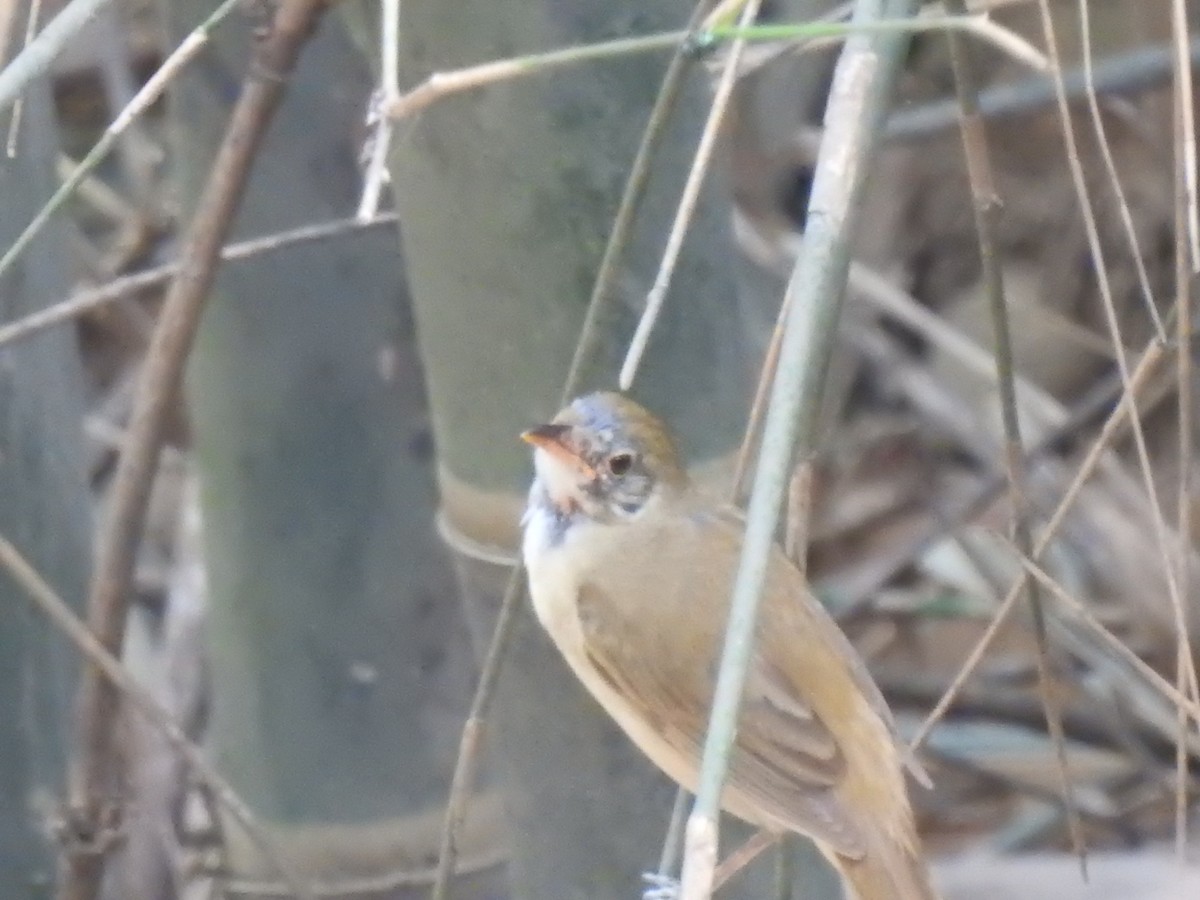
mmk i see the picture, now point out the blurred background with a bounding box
[0,0,1198,898]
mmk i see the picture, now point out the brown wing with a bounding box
[575,524,867,857]
[712,508,931,788]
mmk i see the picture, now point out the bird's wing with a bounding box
[576,572,866,858]
[711,508,932,789]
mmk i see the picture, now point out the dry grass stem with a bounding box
[619,0,764,389]
[655,787,692,882]
[731,293,789,499]
[355,0,400,220]
[563,1,713,399]
[910,334,1170,751]
[908,565,1027,751]
[680,815,720,900]
[849,263,1065,425]
[1013,552,1200,734]
[1172,41,1195,855]
[1036,1,1198,747]
[711,829,780,892]
[387,32,687,121]
[1170,0,1198,269]
[1075,0,1165,341]
[944,0,1084,861]
[0,213,399,350]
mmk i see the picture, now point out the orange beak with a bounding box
[521,424,597,478]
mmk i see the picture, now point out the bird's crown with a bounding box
[523,392,687,522]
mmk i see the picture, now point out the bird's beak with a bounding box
[521,423,597,478]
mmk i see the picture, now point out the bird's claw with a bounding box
[642,872,680,900]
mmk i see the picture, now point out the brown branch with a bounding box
[59,2,330,899]
[0,213,399,350]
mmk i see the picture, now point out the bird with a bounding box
[520,391,937,900]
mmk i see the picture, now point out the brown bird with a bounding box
[521,392,936,900]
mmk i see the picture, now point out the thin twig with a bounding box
[773,838,793,900]
[1171,0,1198,270]
[656,28,793,858]
[0,213,399,350]
[742,233,1171,620]
[619,0,764,389]
[60,3,330,899]
[355,0,400,220]
[429,575,522,900]
[717,1,851,82]
[1172,46,1195,858]
[908,567,1027,751]
[679,2,920,897]
[711,830,779,891]
[881,670,1179,764]
[428,4,715,895]
[944,0,1085,869]
[731,294,788,500]
[0,536,314,900]
[221,841,506,898]
[562,0,714,397]
[748,229,1171,624]
[55,153,138,223]
[1075,0,1164,342]
[0,0,244,285]
[655,788,692,881]
[1011,552,1200,730]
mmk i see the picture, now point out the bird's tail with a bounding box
[821,835,939,900]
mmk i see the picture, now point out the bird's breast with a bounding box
[521,505,592,654]
[521,508,704,792]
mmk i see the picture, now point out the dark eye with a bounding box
[606,453,634,476]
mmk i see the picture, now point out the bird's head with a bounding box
[522,392,688,524]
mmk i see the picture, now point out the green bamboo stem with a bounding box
[387,14,1036,122]
[679,0,920,896]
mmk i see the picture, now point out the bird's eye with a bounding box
[606,453,634,476]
